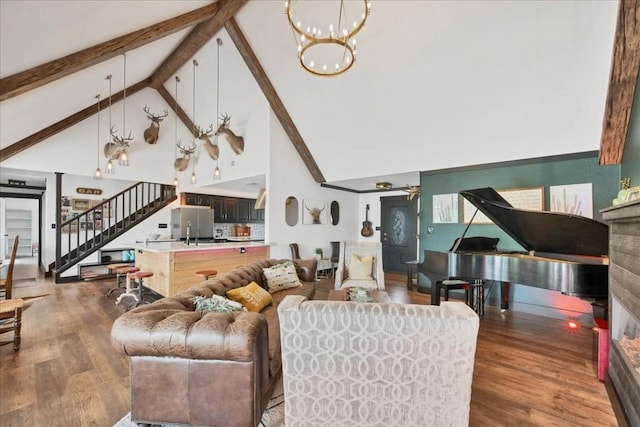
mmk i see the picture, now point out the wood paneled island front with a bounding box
[131,241,269,296]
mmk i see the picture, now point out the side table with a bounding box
[316,258,334,279]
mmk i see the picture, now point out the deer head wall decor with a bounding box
[197,124,219,161]
[215,113,244,155]
[304,202,326,224]
[142,105,168,144]
[174,141,197,171]
[104,125,132,160]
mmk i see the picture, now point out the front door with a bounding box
[380,195,418,272]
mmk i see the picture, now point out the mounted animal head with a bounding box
[304,202,326,224]
[104,125,132,160]
[214,113,244,155]
[174,141,197,171]
[142,105,168,144]
[197,124,219,161]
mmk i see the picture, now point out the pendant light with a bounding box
[105,75,115,174]
[94,94,102,180]
[190,59,198,185]
[173,76,180,187]
[118,53,130,166]
[213,38,222,180]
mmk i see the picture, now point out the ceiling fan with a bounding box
[404,185,420,200]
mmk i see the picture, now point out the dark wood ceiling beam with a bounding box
[224,18,326,183]
[0,3,220,102]
[156,85,199,139]
[0,79,150,162]
[149,0,248,89]
[598,0,640,165]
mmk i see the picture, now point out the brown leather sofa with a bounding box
[111,259,316,427]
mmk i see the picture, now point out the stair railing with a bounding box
[55,182,175,280]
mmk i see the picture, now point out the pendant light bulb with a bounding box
[213,164,221,180]
[118,150,129,166]
[106,159,115,174]
[190,171,197,184]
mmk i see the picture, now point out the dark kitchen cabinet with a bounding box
[213,197,240,222]
[237,199,251,222]
[185,193,264,223]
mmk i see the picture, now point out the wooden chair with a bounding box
[0,298,24,351]
[0,236,19,301]
[289,243,301,260]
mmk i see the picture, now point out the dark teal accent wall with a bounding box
[621,74,640,186]
[419,152,620,256]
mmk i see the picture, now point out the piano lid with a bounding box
[460,187,608,257]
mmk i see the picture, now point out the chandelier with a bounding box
[285,0,371,77]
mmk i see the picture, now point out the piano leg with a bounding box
[431,280,442,306]
[500,282,511,310]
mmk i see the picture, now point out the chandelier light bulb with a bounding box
[323,64,327,71]
[310,60,314,68]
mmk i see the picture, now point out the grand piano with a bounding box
[420,187,609,319]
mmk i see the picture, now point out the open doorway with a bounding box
[1,196,42,280]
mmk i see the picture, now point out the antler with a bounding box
[216,113,231,131]
[143,105,169,121]
[176,141,197,155]
[197,124,214,138]
[109,126,132,147]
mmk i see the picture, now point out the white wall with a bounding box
[266,109,359,260]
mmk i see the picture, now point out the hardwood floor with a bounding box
[0,271,618,426]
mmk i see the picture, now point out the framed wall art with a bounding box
[302,199,328,224]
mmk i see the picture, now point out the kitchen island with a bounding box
[130,241,269,296]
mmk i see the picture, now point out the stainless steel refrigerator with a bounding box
[171,207,214,240]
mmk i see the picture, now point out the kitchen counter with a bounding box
[132,241,270,296]
[130,240,266,253]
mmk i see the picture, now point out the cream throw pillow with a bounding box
[348,254,374,280]
[263,261,302,293]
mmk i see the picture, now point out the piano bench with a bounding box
[437,280,485,316]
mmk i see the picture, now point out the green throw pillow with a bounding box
[192,295,245,313]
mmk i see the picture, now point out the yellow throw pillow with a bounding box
[348,254,374,280]
[226,281,273,312]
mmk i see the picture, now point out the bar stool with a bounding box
[195,270,218,282]
[106,263,133,297]
[129,271,154,304]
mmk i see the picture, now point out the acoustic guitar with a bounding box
[361,204,373,237]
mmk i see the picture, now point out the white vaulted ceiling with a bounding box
[0,0,621,191]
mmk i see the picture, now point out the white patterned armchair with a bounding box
[278,296,480,427]
[334,241,385,290]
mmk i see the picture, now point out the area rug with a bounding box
[113,381,285,427]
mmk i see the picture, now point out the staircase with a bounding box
[54,182,176,283]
